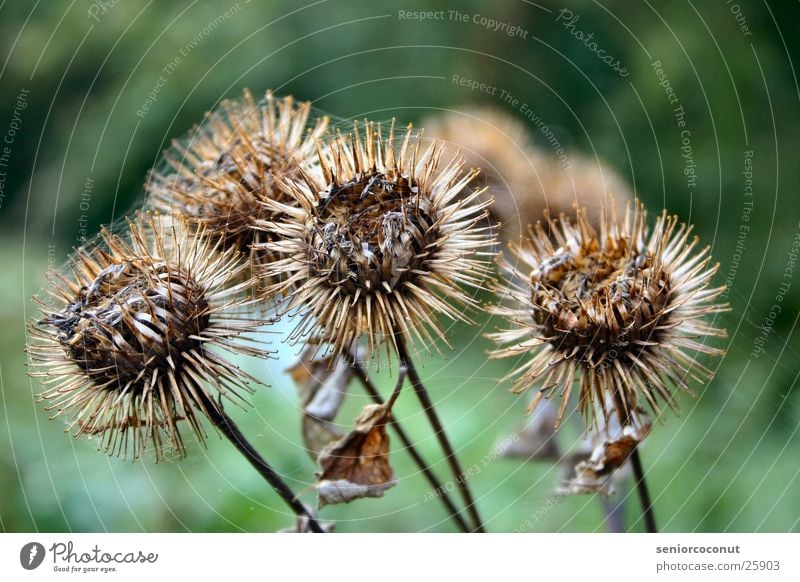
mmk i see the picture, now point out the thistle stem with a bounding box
[385,366,407,410]
[611,394,657,533]
[630,447,657,533]
[347,356,471,533]
[394,337,486,533]
[200,393,324,533]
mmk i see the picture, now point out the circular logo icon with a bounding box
[20,542,46,570]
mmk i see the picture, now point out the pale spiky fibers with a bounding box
[258,122,496,360]
[146,89,328,288]
[488,202,727,429]
[27,214,267,461]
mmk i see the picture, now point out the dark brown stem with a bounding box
[611,394,657,533]
[347,357,471,533]
[630,447,657,533]
[200,394,324,533]
[385,366,407,410]
[394,337,486,533]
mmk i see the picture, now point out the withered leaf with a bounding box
[560,423,650,496]
[301,415,343,460]
[287,350,352,416]
[498,398,561,462]
[316,403,396,508]
[287,347,361,460]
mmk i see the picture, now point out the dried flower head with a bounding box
[146,89,329,288]
[488,202,727,429]
[258,122,495,361]
[27,214,269,460]
[422,107,632,244]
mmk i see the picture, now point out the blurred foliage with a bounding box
[1,0,799,532]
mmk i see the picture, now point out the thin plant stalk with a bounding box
[394,336,486,533]
[612,392,657,533]
[630,448,657,533]
[347,357,471,533]
[198,392,324,533]
[385,366,407,410]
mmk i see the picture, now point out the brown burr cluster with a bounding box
[257,122,496,361]
[147,89,329,292]
[28,215,268,460]
[488,202,727,429]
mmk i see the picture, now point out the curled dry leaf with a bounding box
[288,349,352,415]
[316,403,396,507]
[498,398,561,462]
[498,394,649,500]
[288,347,362,459]
[559,421,650,496]
[300,417,344,462]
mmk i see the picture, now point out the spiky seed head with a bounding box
[26,214,270,461]
[488,202,727,429]
[146,89,329,291]
[257,121,496,362]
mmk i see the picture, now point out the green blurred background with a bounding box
[1,0,799,532]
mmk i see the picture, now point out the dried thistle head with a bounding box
[27,214,269,461]
[257,122,496,361]
[488,202,727,429]
[421,107,632,244]
[146,89,329,288]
